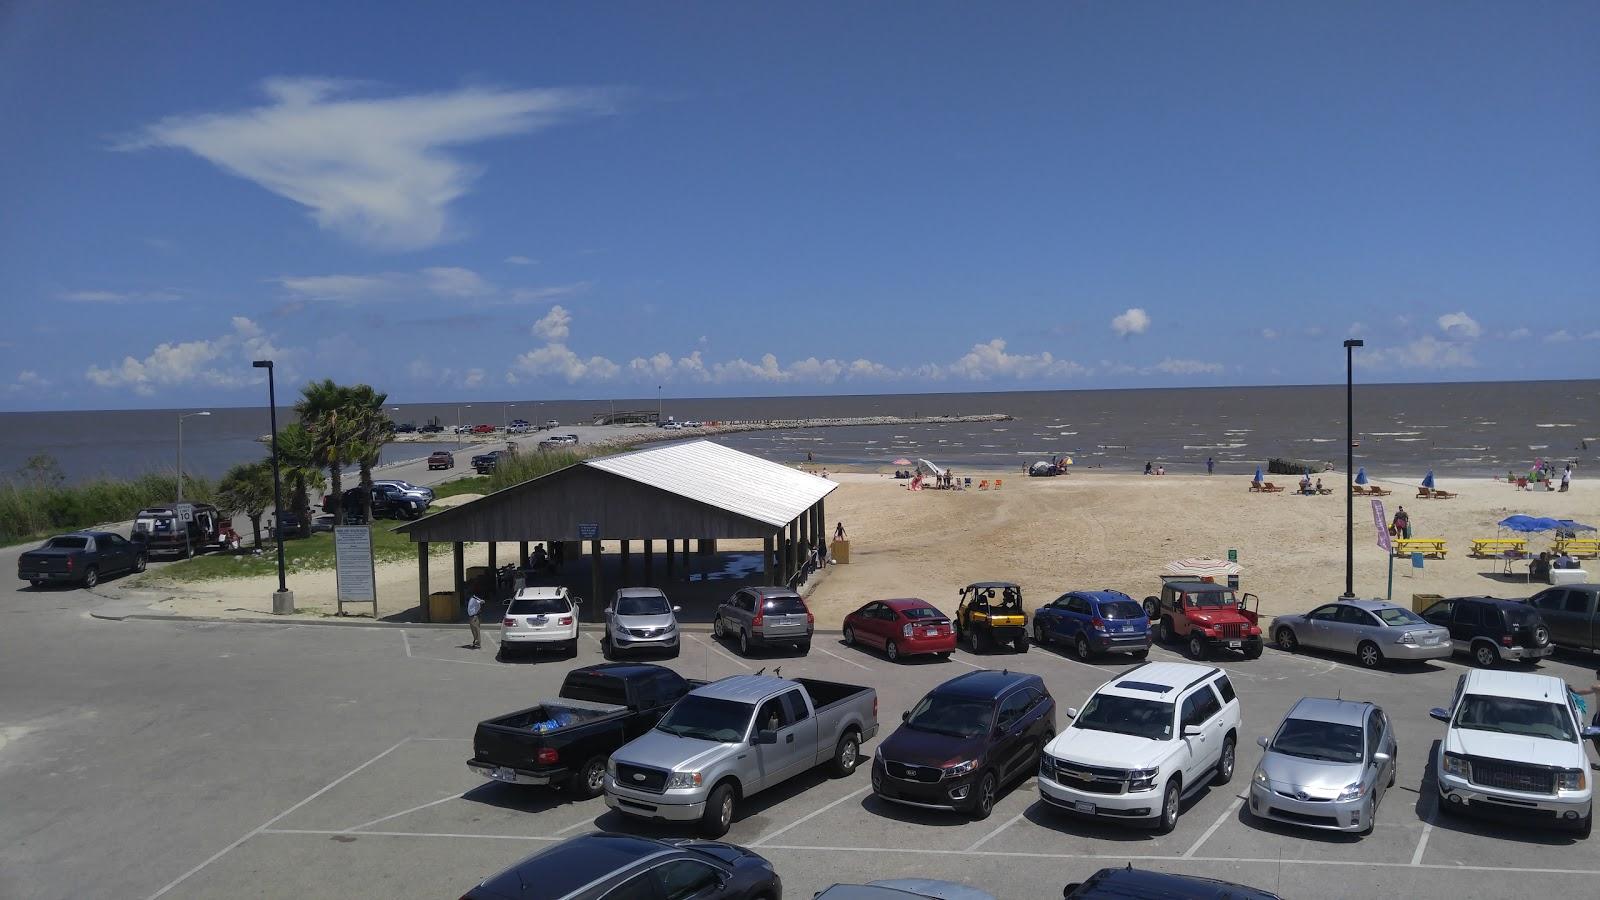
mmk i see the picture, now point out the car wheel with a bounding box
[1187,632,1207,661]
[1472,642,1499,668]
[1388,758,1397,789]
[885,640,899,662]
[1357,641,1383,669]
[832,731,861,777]
[133,554,147,573]
[1159,617,1174,643]
[843,625,856,646]
[566,638,579,659]
[1359,798,1376,836]
[796,641,811,655]
[1075,633,1093,661]
[1276,627,1297,652]
[1015,634,1028,653]
[1213,736,1235,786]
[1155,779,1181,834]
[1577,811,1593,839]
[1143,598,1159,620]
[701,783,736,838]
[570,756,607,799]
[1131,648,1149,660]
[601,638,615,661]
[28,579,42,588]
[739,630,751,656]
[712,616,724,639]
[1034,622,1049,647]
[968,771,997,821]
[937,651,952,660]
[82,567,98,589]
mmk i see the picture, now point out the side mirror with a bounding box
[1182,725,1203,738]
[604,607,612,615]
[1064,707,1078,720]
[1256,735,1269,749]
[1583,726,1600,740]
[1428,707,1451,723]
[753,729,778,745]
[901,710,911,723]
[1373,751,1391,764]
[672,606,682,613]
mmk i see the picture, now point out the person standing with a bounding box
[834,521,847,542]
[465,585,485,650]
[1393,506,1411,540]
[1562,463,1573,492]
[1206,457,1215,475]
[1569,670,1600,769]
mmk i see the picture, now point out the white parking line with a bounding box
[1410,820,1434,866]
[401,630,413,657]
[1183,796,1243,858]
[964,810,1028,852]
[816,645,872,672]
[750,786,871,847]
[262,828,559,842]
[946,654,984,670]
[145,737,412,900]
[343,793,465,833]
[553,816,601,836]
[686,633,752,670]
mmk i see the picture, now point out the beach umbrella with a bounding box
[1164,558,1242,579]
[1494,515,1596,533]
[1421,470,1436,489]
[1355,467,1369,486]
[891,458,912,466]
[1253,466,1263,482]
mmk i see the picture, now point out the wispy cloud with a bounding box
[1151,358,1223,376]
[1355,335,1476,371]
[60,289,182,304]
[122,78,614,250]
[84,317,290,395]
[5,370,53,394]
[274,266,586,305]
[504,255,537,266]
[1110,307,1151,337]
[1437,311,1481,340]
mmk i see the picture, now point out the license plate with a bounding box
[926,629,939,637]
[532,616,547,625]
[1074,801,1096,814]
[1228,640,1242,649]
[492,767,515,782]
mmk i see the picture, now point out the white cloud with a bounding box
[1584,330,1600,341]
[1437,311,1481,339]
[275,273,392,300]
[1151,358,1224,376]
[1355,335,1476,371]
[84,317,286,395]
[507,282,590,304]
[504,255,537,265]
[1545,330,1574,343]
[407,358,489,389]
[422,266,492,298]
[1110,307,1151,337]
[60,289,182,303]
[1347,322,1366,337]
[5,370,53,393]
[123,78,613,250]
[275,267,585,305]
[1260,328,1279,340]
[1505,327,1532,340]
[532,305,572,341]
[946,339,1087,380]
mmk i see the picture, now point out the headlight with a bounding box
[665,771,703,790]
[943,759,978,778]
[1129,767,1159,791]
[1442,752,1471,780]
[1558,769,1587,791]
[606,757,617,778]
[1336,782,1368,802]
[1252,767,1269,786]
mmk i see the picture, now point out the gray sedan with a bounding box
[1272,599,1451,668]
[602,588,681,659]
[1248,697,1397,835]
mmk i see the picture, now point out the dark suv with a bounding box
[325,485,427,522]
[462,832,781,900]
[1524,584,1600,653]
[1064,866,1283,899]
[1419,596,1553,668]
[871,669,1055,820]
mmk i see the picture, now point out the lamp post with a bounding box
[253,360,292,614]
[176,411,211,501]
[502,403,515,431]
[657,385,662,425]
[456,404,472,448]
[1342,339,1364,600]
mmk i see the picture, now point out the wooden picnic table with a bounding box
[1393,538,1448,559]
[1555,538,1600,558]
[1470,538,1528,557]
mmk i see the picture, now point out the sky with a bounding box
[1,1,1596,411]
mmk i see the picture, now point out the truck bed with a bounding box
[793,677,871,711]
[485,697,627,733]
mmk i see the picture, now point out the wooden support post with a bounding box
[644,539,654,585]
[453,541,466,615]
[667,536,676,578]
[620,539,630,583]
[487,541,496,591]
[518,541,529,567]
[590,539,603,608]
[698,539,717,554]
[764,534,775,585]
[417,541,430,623]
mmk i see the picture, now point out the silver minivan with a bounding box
[603,587,681,659]
[713,586,813,656]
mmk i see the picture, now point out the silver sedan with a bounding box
[1272,599,1451,668]
[1248,697,1397,835]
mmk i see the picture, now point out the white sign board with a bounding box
[178,506,194,523]
[334,526,377,612]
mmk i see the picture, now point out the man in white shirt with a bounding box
[466,588,485,650]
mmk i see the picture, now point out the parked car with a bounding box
[605,673,878,837]
[1143,581,1263,660]
[269,511,334,538]
[1247,697,1396,835]
[1039,662,1240,833]
[604,588,682,659]
[419,423,445,434]
[395,422,416,433]
[509,418,530,428]
[372,479,434,502]
[472,450,503,474]
[1523,584,1600,652]
[1031,590,1151,661]
[428,450,455,470]
[323,484,427,521]
[713,586,814,655]
[662,422,683,431]
[18,531,146,588]
[872,670,1054,819]
[130,503,223,558]
[1063,867,1283,899]
[953,582,1029,653]
[1430,669,1597,835]
[818,881,993,900]
[502,586,581,657]
[1418,596,1554,668]
[842,598,955,661]
[468,663,699,797]
[1272,599,1451,668]
[472,423,496,434]
[545,418,560,429]
[460,832,781,900]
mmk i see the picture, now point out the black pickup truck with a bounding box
[18,531,146,588]
[468,663,701,799]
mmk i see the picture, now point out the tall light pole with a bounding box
[176,410,211,501]
[1342,339,1364,600]
[456,404,472,448]
[502,403,515,430]
[253,360,292,614]
[657,385,662,424]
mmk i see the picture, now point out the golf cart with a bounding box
[954,581,1029,653]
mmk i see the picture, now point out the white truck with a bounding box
[1038,661,1241,833]
[1430,669,1597,836]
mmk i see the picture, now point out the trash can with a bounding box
[831,539,850,564]
[429,590,459,623]
[1411,593,1443,614]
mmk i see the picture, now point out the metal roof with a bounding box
[585,440,836,528]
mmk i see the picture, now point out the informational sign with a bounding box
[1227,574,1240,592]
[578,523,600,540]
[1372,499,1390,553]
[334,525,377,615]
[1227,548,1238,562]
[178,506,194,523]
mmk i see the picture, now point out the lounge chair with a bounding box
[978,480,989,490]
[1350,485,1370,496]
[1368,486,1391,496]
[1249,481,1264,492]
[1317,487,1333,495]
[1431,489,1457,499]
[1260,482,1285,493]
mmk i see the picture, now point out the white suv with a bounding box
[1039,661,1241,833]
[1430,669,1597,836]
[500,586,580,658]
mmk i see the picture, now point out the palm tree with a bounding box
[275,423,325,539]
[345,384,393,523]
[216,460,274,548]
[295,379,355,522]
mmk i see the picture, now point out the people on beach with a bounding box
[1567,669,1600,769]
[1556,552,1579,570]
[1562,464,1572,492]
[834,521,847,541]
[1206,457,1214,475]
[1391,507,1411,539]
[465,584,485,650]
[1144,461,1153,476]
[1531,551,1553,583]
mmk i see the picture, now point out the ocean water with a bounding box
[1,381,1594,484]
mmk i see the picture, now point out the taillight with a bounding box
[536,748,559,765]
[1091,617,1105,630]
[902,623,913,637]
[503,618,515,627]
[1500,635,1514,647]
[65,557,73,570]
[558,616,573,626]
[807,611,815,625]
[752,613,764,627]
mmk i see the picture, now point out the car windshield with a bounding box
[1186,591,1235,608]
[1073,695,1173,741]
[1270,718,1364,763]
[904,694,993,739]
[1100,600,1143,619]
[509,596,569,615]
[901,606,944,620]
[762,596,806,615]
[1375,607,1425,626]
[655,696,753,742]
[44,536,89,549]
[617,594,670,616]
[1454,694,1576,742]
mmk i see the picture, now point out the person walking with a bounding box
[465,585,485,650]
[1561,464,1572,492]
[1569,670,1600,769]
[1206,457,1214,475]
[1392,506,1412,540]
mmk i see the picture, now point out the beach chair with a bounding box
[994,479,1002,490]
[1369,486,1391,496]
[1431,489,1457,499]
[1350,485,1369,496]
[978,480,989,491]
[1249,481,1264,492]
[964,477,971,490]
[1317,487,1333,495]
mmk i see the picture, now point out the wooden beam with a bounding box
[453,542,466,615]
[764,534,775,585]
[620,539,630,583]
[518,541,528,567]
[417,541,430,623]
[644,538,654,585]
[590,539,603,609]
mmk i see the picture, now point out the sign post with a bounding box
[334,525,377,617]
[1371,499,1391,601]
[1226,549,1239,591]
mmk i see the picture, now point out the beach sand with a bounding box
[135,471,1591,625]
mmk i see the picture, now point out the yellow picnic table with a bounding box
[1555,538,1600,558]
[1393,538,1448,559]
[1470,538,1528,558]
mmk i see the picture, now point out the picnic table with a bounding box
[1470,538,1528,558]
[1393,538,1448,559]
[1555,538,1600,559]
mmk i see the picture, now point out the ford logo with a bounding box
[632,773,646,782]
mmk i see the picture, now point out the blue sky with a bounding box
[1,1,1596,410]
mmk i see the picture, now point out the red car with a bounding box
[471,423,495,434]
[842,597,956,662]
[427,451,454,470]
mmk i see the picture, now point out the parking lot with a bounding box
[5,583,1600,899]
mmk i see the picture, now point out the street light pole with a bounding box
[456,404,471,448]
[176,410,211,501]
[1342,339,1364,600]
[253,360,292,614]
[657,385,662,424]
[502,403,515,430]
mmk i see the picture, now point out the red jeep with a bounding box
[1142,580,1263,660]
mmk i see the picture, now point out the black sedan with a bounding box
[463,832,781,900]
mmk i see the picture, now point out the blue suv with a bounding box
[1031,590,1152,661]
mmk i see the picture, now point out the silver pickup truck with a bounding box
[604,674,879,837]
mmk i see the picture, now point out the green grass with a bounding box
[141,521,443,584]
[1,472,215,547]
[486,448,593,491]
[429,475,491,499]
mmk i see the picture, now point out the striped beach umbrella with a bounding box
[891,458,912,466]
[1164,558,1242,579]
[1355,467,1369,485]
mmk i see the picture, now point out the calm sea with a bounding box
[2,381,1594,484]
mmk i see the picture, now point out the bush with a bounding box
[0,470,216,546]
[486,449,593,492]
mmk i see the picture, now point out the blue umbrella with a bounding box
[1560,520,1597,532]
[1355,467,1369,486]
[1499,515,1555,533]
[1421,470,1435,489]
[1253,466,1263,483]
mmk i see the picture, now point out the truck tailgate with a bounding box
[473,699,625,767]
[18,553,71,574]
